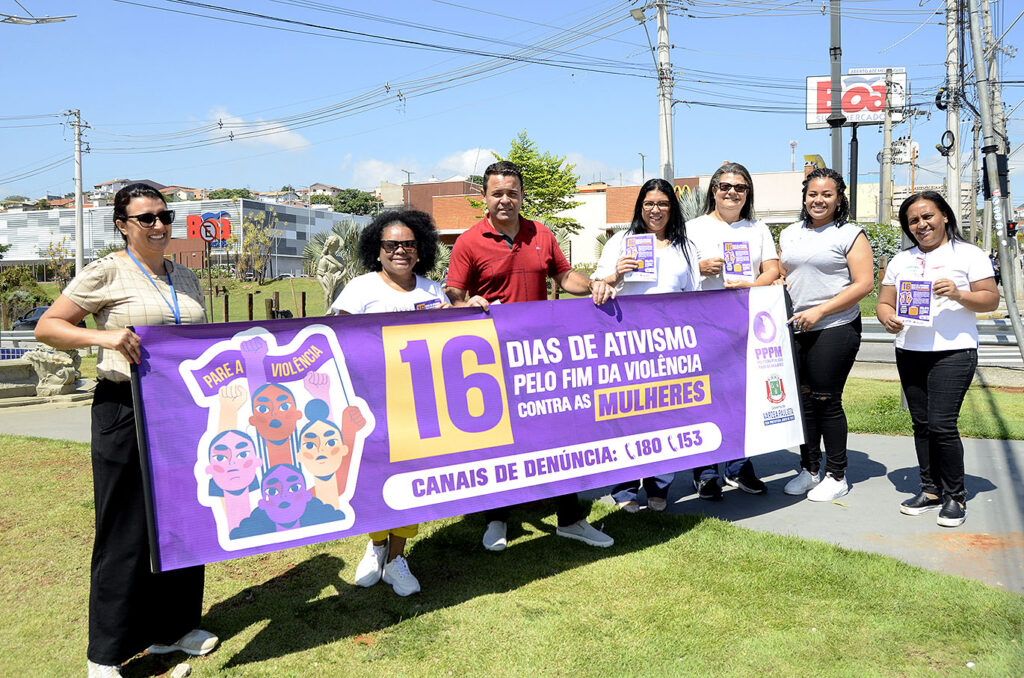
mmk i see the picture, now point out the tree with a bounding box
[334,188,380,215]
[208,188,253,200]
[35,198,50,210]
[0,243,10,260]
[95,241,125,259]
[41,236,74,291]
[467,174,484,186]
[493,130,582,235]
[238,209,280,284]
[310,194,333,205]
[281,184,294,192]
[3,195,28,203]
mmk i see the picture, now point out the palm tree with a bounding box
[303,220,364,289]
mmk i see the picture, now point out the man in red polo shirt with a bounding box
[446,160,616,552]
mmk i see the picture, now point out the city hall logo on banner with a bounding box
[763,405,795,426]
[765,374,786,404]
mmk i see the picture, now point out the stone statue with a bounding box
[24,347,81,396]
[316,234,346,313]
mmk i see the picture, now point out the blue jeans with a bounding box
[611,474,675,503]
[895,348,977,503]
[691,459,752,482]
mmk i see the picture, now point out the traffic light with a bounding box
[1008,221,1017,238]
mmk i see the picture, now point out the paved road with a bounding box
[4,403,1023,595]
[858,341,1024,369]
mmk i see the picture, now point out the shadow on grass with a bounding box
[197,503,703,669]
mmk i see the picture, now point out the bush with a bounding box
[859,222,903,264]
[0,266,49,327]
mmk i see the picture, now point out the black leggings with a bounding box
[793,317,861,478]
[88,380,205,665]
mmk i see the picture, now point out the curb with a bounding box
[0,379,96,410]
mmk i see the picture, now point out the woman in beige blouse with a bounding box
[36,183,217,678]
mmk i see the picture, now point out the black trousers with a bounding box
[895,348,977,503]
[793,317,861,478]
[88,380,205,665]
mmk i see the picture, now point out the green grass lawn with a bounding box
[2,435,1023,677]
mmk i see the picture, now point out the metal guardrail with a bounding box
[861,317,1019,346]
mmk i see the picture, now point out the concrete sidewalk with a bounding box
[2,403,1022,595]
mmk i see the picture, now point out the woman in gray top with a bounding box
[777,168,874,502]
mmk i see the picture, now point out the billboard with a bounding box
[805,70,907,130]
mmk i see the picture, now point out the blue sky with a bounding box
[1,0,1021,203]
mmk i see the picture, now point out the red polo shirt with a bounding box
[446,217,570,303]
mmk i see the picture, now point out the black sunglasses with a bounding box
[716,182,749,195]
[125,210,175,227]
[381,239,417,253]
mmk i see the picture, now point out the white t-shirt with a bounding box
[687,214,779,291]
[592,229,700,296]
[332,272,447,314]
[882,239,995,351]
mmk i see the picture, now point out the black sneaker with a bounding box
[693,477,722,501]
[899,492,942,516]
[937,497,966,527]
[723,463,767,495]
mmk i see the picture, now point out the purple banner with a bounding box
[134,287,802,571]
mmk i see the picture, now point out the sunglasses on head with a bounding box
[716,182,748,194]
[381,239,417,253]
[125,210,175,227]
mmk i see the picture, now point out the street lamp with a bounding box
[638,152,646,183]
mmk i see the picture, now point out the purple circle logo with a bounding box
[753,311,776,343]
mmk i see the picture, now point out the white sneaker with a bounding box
[354,540,387,587]
[146,629,218,656]
[807,473,849,502]
[555,520,614,547]
[783,469,821,496]
[482,520,507,551]
[87,661,122,678]
[382,555,421,596]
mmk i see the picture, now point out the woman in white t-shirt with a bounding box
[592,177,699,513]
[687,162,779,500]
[332,210,451,596]
[876,191,998,528]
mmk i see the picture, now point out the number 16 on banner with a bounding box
[381,318,514,462]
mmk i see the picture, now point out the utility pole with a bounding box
[849,125,859,220]
[655,0,674,181]
[401,169,413,209]
[827,0,846,174]
[945,0,962,218]
[980,0,1017,298]
[967,0,1024,357]
[71,109,84,274]
[880,69,894,225]
[971,121,981,246]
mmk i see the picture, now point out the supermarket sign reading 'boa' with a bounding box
[133,286,802,571]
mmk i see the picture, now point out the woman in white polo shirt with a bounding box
[876,191,999,527]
